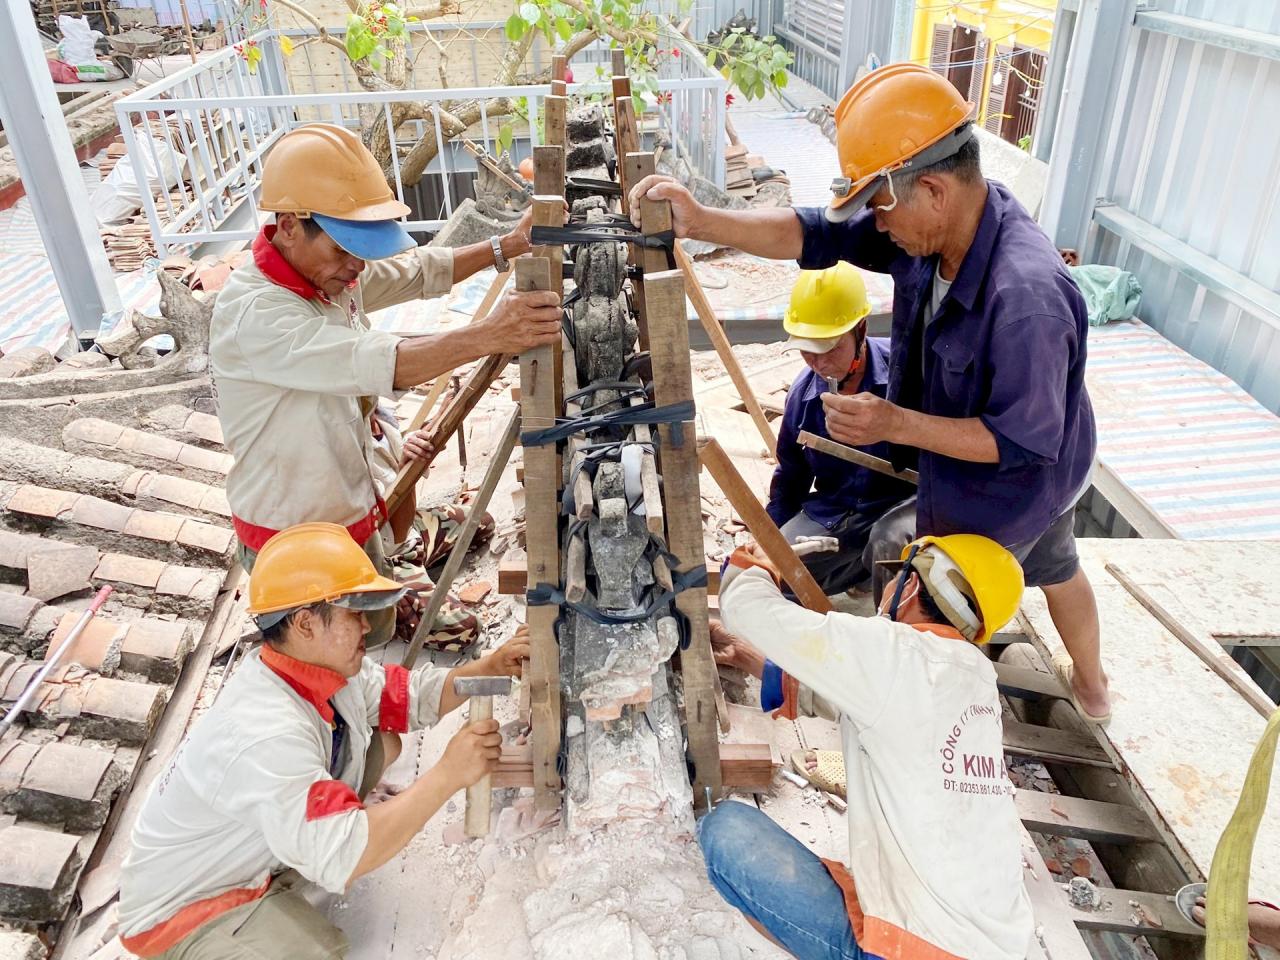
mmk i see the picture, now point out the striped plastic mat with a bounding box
[1088,319,1280,539]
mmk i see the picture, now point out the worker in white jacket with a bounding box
[119,523,524,959]
[702,533,1034,960]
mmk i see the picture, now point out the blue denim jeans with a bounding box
[697,801,870,960]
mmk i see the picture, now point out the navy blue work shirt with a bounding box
[766,337,914,530]
[795,181,1097,546]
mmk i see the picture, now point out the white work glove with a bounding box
[792,536,839,556]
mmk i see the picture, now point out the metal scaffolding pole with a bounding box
[0,0,122,343]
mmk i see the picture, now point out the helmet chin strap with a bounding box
[836,332,868,391]
[885,543,921,623]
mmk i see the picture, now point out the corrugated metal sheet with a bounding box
[1089,0,1280,412]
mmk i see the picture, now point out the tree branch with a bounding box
[556,0,656,46]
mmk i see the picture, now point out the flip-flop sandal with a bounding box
[790,749,846,799]
[1174,882,1206,928]
[1051,653,1113,728]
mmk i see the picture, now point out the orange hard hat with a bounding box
[259,123,410,221]
[248,522,407,628]
[518,156,535,181]
[827,63,975,222]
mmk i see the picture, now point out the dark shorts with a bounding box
[1007,504,1080,587]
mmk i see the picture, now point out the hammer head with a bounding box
[452,675,513,698]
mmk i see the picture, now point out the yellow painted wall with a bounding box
[907,0,1056,128]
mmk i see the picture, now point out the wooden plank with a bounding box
[1002,720,1117,769]
[674,241,777,457]
[643,269,720,807]
[1091,459,1178,540]
[612,81,639,217]
[1016,789,1163,844]
[1107,562,1275,718]
[517,256,563,810]
[1018,827,1095,960]
[797,430,920,484]
[611,48,626,75]
[543,95,567,149]
[550,53,567,82]
[1064,885,1204,939]
[623,152,674,275]
[698,436,832,613]
[719,743,779,790]
[533,145,565,198]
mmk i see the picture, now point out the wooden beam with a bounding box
[719,743,779,789]
[698,436,833,613]
[994,661,1069,701]
[611,48,626,75]
[797,430,920,484]
[1017,789,1163,844]
[550,53,567,82]
[1107,563,1276,718]
[674,241,777,457]
[1002,719,1117,769]
[543,95,567,149]
[612,80,639,216]
[623,152,674,275]
[517,256,562,810]
[1018,827,1095,960]
[643,268,720,807]
[533,145,565,198]
[1064,886,1204,939]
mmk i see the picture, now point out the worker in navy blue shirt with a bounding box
[630,63,1111,725]
[768,263,913,594]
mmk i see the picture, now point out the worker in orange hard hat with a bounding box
[120,523,529,958]
[211,123,561,650]
[629,62,1109,728]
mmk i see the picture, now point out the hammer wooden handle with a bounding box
[464,696,494,837]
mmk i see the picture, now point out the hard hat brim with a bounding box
[313,213,416,260]
[784,334,843,355]
[825,177,883,223]
[254,583,410,630]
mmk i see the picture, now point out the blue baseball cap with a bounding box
[311,213,416,260]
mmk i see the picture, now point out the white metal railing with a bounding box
[115,20,726,256]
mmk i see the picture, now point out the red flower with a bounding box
[656,91,672,104]
[671,48,680,57]
[725,92,735,108]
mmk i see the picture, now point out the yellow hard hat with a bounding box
[248,522,407,628]
[783,263,871,351]
[828,62,975,222]
[904,534,1024,643]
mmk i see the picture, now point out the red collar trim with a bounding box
[253,226,321,302]
[260,644,346,724]
[910,622,966,642]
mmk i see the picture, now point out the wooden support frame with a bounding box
[517,255,563,809]
[697,436,833,613]
[643,268,721,806]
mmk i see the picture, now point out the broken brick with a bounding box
[14,742,119,831]
[59,351,110,370]
[123,510,185,543]
[5,485,78,520]
[26,545,99,602]
[70,495,135,533]
[0,530,33,570]
[0,594,42,634]
[94,553,165,589]
[0,741,40,793]
[48,613,128,674]
[79,676,165,743]
[459,581,494,604]
[1070,857,1092,878]
[62,417,125,449]
[0,823,82,921]
[176,519,233,555]
[120,619,190,682]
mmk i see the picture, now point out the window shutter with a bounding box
[985,45,1012,134]
[967,33,990,110]
[946,24,977,99]
[930,24,952,76]
[1013,48,1048,143]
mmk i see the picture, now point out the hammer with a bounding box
[452,675,513,837]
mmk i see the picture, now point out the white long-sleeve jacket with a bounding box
[720,561,1035,960]
[118,646,450,957]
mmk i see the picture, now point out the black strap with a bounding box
[566,176,623,196]
[520,398,694,448]
[531,223,676,250]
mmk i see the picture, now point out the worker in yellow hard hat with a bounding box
[630,63,1109,727]
[211,123,562,650]
[704,532,1032,959]
[762,263,913,594]
[120,523,529,958]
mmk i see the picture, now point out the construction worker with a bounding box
[767,263,913,593]
[629,63,1110,725]
[702,534,1033,959]
[211,123,561,648]
[118,523,525,958]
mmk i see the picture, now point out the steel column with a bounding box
[1038,0,1137,250]
[0,0,122,341]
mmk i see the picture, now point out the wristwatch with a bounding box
[490,235,508,273]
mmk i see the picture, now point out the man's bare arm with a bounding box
[628,174,803,261]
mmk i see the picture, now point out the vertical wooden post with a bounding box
[612,77,639,213]
[644,269,721,808]
[611,48,626,76]
[551,53,568,97]
[517,256,563,810]
[543,95,567,153]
